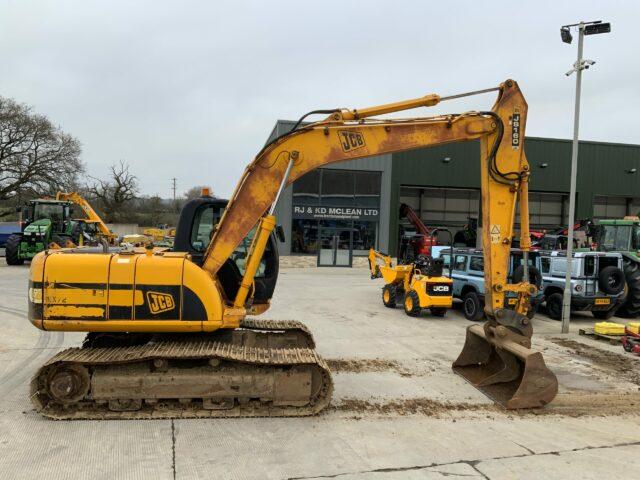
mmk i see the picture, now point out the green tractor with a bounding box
[5,199,83,265]
[594,217,640,317]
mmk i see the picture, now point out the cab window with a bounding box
[190,206,216,252]
[230,227,268,277]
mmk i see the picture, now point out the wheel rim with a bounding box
[383,290,390,303]
[405,296,413,311]
[464,298,475,317]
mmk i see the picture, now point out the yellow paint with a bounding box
[45,305,105,318]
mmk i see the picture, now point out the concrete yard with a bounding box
[1,264,639,479]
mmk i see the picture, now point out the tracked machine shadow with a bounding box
[28,79,557,419]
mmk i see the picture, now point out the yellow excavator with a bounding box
[55,191,117,245]
[28,79,557,419]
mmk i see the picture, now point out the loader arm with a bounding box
[56,191,115,241]
[399,203,431,237]
[204,79,531,318]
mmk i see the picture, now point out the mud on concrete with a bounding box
[332,397,496,417]
[326,358,413,377]
[550,338,640,386]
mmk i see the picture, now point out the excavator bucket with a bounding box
[453,324,558,409]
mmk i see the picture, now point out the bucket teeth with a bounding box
[453,323,558,409]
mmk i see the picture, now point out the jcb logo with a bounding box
[146,291,175,314]
[338,130,366,152]
[433,286,450,292]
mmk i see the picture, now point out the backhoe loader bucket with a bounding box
[453,324,558,409]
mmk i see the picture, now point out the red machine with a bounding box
[398,203,437,261]
[622,327,640,355]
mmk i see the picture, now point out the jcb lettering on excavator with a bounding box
[433,285,450,292]
[338,130,366,152]
[146,291,175,314]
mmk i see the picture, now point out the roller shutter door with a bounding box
[593,196,640,219]
[399,186,479,228]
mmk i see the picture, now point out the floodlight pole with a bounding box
[561,23,584,334]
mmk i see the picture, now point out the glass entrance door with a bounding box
[318,226,353,267]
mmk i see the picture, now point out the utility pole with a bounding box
[560,20,611,334]
[172,178,177,202]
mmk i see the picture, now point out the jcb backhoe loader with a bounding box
[28,79,557,419]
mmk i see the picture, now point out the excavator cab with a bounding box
[173,193,279,306]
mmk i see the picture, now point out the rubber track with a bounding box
[240,318,316,348]
[31,339,333,420]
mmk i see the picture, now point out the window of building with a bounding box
[293,170,321,206]
[352,220,378,256]
[291,169,382,256]
[321,170,355,206]
[355,171,381,207]
[291,219,319,254]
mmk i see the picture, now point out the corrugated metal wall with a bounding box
[389,137,640,254]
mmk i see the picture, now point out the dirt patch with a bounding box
[332,398,496,417]
[333,395,640,419]
[549,338,640,386]
[326,358,413,377]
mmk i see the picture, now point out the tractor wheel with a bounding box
[546,292,564,321]
[5,234,24,265]
[430,307,447,317]
[592,309,616,320]
[617,259,640,318]
[382,284,397,308]
[462,291,484,321]
[403,290,421,317]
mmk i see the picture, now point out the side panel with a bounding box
[182,259,224,329]
[43,253,111,323]
[133,255,184,321]
[108,254,137,320]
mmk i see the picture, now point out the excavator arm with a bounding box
[56,191,116,243]
[204,79,557,408]
[206,80,528,317]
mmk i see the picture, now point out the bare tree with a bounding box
[0,96,84,215]
[89,160,139,222]
[184,185,214,201]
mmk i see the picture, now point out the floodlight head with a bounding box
[584,22,611,36]
[561,27,573,44]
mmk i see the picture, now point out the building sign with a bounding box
[293,205,379,220]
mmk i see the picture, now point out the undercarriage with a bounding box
[31,319,333,420]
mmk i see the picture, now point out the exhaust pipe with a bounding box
[453,312,558,409]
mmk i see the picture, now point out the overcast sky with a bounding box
[1,1,638,198]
